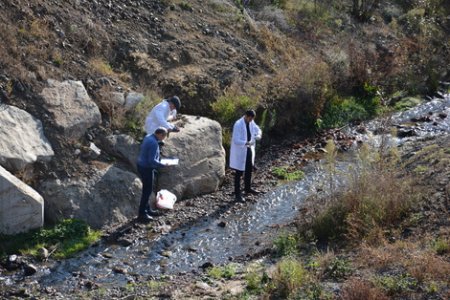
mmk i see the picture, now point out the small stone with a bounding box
[113,266,128,274]
[38,247,49,260]
[102,252,113,259]
[161,250,172,258]
[117,237,133,247]
[23,263,38,276]
[317,148,328,153]
[200,262,213,270]
[217,221,227,228]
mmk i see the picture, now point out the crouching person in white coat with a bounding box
[144,96,181,136]
[230,110,262,202]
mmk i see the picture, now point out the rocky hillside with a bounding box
[0,0,449,231]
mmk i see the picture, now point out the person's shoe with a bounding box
[148,209,163,217]
[235,194,245,202]
[245,188,260,195]
[137,214,154,223]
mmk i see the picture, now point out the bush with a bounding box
[318,96,370,129]
[271,258,307,298]
[211,94,257,126]
[301,141,421,244]
[375,273,418,296]
[341,278,389,300]
[124,90,160,138]
[273,233,299,257]
[433,238,449,255]
[207,264,237,280]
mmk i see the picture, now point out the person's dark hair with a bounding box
[245,110,256,118]
[168,96,181,111]
[154,127,168,135]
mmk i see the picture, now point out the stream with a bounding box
[2,94,449,292]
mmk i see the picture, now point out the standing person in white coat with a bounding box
[144,96,181,135]
[230,110,262,202]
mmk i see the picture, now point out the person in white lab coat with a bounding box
[230,110,262,202]
[144,96,181,135]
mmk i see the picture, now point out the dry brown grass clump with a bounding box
[340,278,389,300]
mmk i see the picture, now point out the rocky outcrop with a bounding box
[40,80,102,139]
[0,166,44,235]
[0,104,54,172]
[40,165,141,229]
[158,115,226,199]
[99,116,226,200]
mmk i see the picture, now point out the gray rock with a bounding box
[40,165,141,229]
[158,115,226,199]
[23,263,37,276]
[0,166,44,235]
[100,134,140,171]
[110,92,126,106]
[0,105,54,172]
[125,92,145,110]
[40,80,101,139]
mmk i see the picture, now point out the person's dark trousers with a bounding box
[234,149,253,196]
[138,165,156,216]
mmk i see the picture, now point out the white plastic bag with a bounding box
[156,189,177,210]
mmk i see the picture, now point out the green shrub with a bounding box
[318,83,383,130]
[0,219,101,259]
[433,238,449,255]
[273,233,299,257]
[124,90,160,138]
[394,97,423,111]
[178,1,192,11]
[375,274,418,296]
[318,95,375,129]
[245,271,263,292]
[211,94,257,126]
[272,166,304,181]
[272,258,307,298]
[323,257,353,280]
[207,264,237,280]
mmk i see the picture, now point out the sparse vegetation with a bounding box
[272,166,304,181]
[300,141,421,244]
[207,264,237,280]
[0,219,101,259]
[273,233,299,257]
[89,58,114,76]
[433,237,449,255]
[270,258,307,298]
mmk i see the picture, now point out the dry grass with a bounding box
[357,238,450,284]
[89,58,115,76]
[340,278,389,300]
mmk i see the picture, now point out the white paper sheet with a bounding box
[160,158,179,166]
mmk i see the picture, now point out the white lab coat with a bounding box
[144,100,175,134]
[229,117,262,171]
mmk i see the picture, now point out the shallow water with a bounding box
[3,95,449,291]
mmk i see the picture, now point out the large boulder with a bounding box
[40,79,101,139]
[40,165,141,229]
[158,115,226,199]
[0,104,54,172]
[0,166,44,235]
